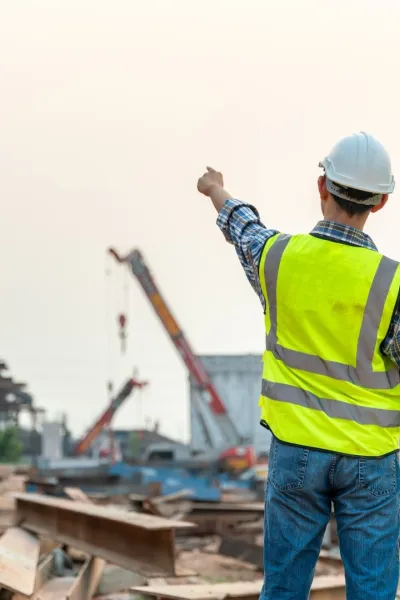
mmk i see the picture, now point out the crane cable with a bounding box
[104,251,115,394]
[105,250,130,359]
[120,266,130,354]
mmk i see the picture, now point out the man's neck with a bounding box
[322,210,367,232]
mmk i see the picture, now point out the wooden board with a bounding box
[132,575,346,600]
[311,574,346,598]
[0,496,16,510]
[0,475,27,495]
[67,556,105,600]
[12,553,55,600]
[151,490,194,505]
[33,576,76,600]
[12,557,104,600]
[132,582,263,600]
[64,488,91,504]
[0,465,15,479]
[0,527,40,595]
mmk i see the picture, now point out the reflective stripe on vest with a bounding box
[264,234,400,390]
[261,380,400,428]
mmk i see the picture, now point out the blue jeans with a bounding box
[261,437,400,600]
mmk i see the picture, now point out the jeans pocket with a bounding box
[359,453,398,497]
[269,437,309,492]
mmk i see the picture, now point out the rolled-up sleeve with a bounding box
[216,199,279,307]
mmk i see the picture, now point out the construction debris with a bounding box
[64,487,92,504]
[96,565,146,596]
[14,493,194,576]
[0,483,348,599]
[0,527,40,595]
[132,582,264,600]
[218,536,263,571]
[132,575,347,600]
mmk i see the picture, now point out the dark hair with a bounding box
[331,184,378,217]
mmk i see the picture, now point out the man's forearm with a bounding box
[208,185,233,213]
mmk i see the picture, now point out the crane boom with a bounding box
[108,248,244,447]
[74,377,147,456]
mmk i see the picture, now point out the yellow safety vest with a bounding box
[258,233,400,457]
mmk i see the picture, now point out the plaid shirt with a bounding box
[217,198,400,368]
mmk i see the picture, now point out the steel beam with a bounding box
[15,493,194,576]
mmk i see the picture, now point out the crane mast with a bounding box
[108,248,245,448]
[74,377,147,456]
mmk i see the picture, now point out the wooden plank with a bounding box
[151,490,194,505]
[12,553,55,600]
[131,582,263,600]
[32,576,76,600]
[310,574,346,598]
[0,496,15,510]
[132,575,346,600]
[39,538,58,556]
[16,493,194,576]
[0,465,16,479]
[145,499,192,520]
[64,487,91,504]
[0,510,16,531]
[34,553,56,593]
[311,575,346,590]
[310,589,345,599]
[67,556,106,600]
[0,527,40,595]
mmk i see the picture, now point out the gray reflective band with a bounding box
[264,234,400,390]
[262,380,400,428]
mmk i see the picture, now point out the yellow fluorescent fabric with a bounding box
[259,233,400,457]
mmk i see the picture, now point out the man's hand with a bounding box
[197,166,232,213]
[197,167,224,197]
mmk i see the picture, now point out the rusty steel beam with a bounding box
[189,502,264,522]
[15,493,194,576]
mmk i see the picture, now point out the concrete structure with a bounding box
[189,354,271,455]
[41,421,64,460]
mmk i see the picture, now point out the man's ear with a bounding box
[318,175,329,200]
[370,194,389,214]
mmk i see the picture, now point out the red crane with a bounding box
[108,247,255,468]
[74,377,147,456]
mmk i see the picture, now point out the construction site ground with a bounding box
[0,466,390,600]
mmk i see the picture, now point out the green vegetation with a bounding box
[0,426,23,463]
[129,431,140,458]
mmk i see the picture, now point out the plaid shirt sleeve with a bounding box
[216,199,279,309]
[380,303,400,369]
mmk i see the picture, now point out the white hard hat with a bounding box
[319,132,395,204]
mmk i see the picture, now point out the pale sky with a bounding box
[1,0,400,441]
